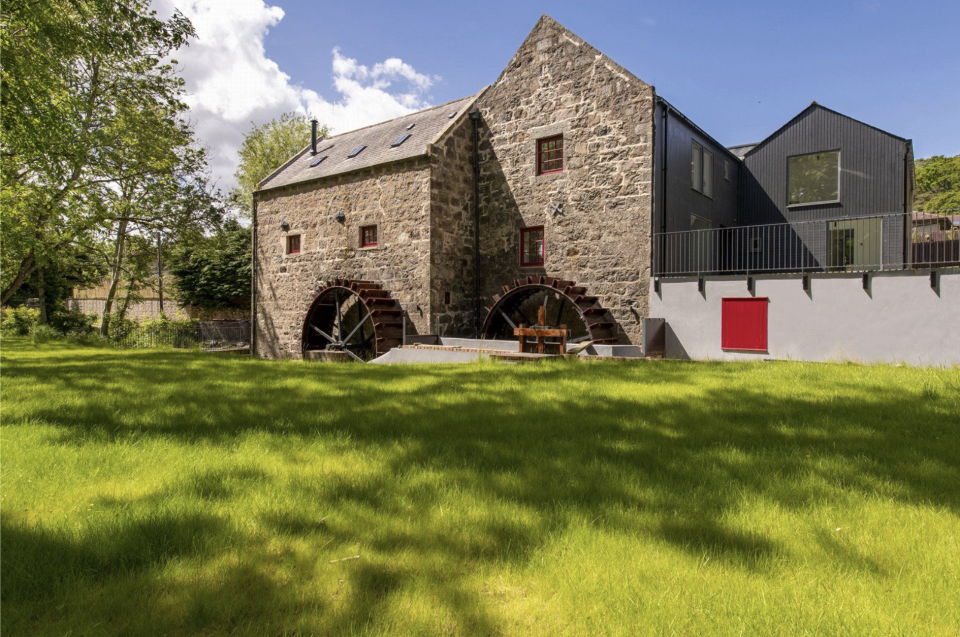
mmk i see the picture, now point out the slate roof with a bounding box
[258,92,483,192]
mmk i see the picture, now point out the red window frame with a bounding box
[286,234,301,255]
[537,135,563,175]
[360,225,378,248]
[520,226,545,267]
[721,297,768,351]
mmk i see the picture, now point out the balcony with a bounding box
[652,212,960,277]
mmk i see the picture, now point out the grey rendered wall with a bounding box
[650,270,959,366]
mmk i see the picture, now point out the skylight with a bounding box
[347,145,366,158]
[391,134,412,148]
[406,123,415,130]
[310,156,327,167]
[448,111,458,119]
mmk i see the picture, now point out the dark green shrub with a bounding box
[49,309,97,337]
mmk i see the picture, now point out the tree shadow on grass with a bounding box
[3,343,959,634]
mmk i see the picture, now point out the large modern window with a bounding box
[520,226,544,267]
[691,141,713,198]
[537,135,563,175]
[788,150,840,206]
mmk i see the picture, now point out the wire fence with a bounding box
[110,321,250,350]
[653,211,960,277]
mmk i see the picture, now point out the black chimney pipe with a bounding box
[310,119,319,155]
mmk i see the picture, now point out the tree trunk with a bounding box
[100,216,129,337]
[157,231,165,316]
[1,251,37,304]
[37,267,48,324]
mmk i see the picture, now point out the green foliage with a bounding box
[106,313,199,349]
[231,112,321,216]
[1,0,218,310]
[169,220,251,309]
[0,306,40,336]
[3,342,959,636]
[48,308,96,337]
[28,323,61,343]
[915,154,960,212]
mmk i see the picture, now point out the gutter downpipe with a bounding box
[659,102,669,277]
[250,195,258,357]
[470,109,482,336]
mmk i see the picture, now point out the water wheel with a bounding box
[481,276,618,344]
[302,279,403,361]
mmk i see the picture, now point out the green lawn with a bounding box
[2,339,959,636]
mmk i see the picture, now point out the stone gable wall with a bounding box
[475,17,655,344]
[429,116,478,337]
[254,160,433,358]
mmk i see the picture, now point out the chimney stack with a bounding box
[310,119,319,155]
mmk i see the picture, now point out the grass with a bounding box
[1,338,959,637]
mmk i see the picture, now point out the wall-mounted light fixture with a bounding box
[280,219,289,231]
[335,211,345,223]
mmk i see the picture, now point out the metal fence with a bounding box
[111,321,250,350]
[653,211,960,277]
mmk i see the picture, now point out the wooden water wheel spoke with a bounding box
[302,280,404,361]
[482,278,615,346]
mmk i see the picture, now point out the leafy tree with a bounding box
[230,112,323,216]
[915,154,960,212]
[1,0,198,308]
[168,220,250,310]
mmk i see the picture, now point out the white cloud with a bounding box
[151,0,437,193]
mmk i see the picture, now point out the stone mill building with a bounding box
[252,14,928,363]
[254,15,663,359]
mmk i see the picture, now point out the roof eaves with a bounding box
[744,102,910,158]
[256,153,431,196]
[255,144,312,194]
[656,96,742,163]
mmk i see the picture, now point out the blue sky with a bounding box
[157,0,957,189]
[267,1,958,155]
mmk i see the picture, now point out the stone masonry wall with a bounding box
[475,16,655,344]
[429,115,478,337]
[254,160,432,358]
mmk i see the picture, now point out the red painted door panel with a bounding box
[721,298,768,351]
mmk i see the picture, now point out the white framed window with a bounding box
[692,141,713,198]
[788,150,840,206]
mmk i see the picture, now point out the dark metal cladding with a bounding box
[740,104,913,225]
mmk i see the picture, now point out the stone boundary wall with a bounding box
[650,270,960,366]
[67,298,247,321]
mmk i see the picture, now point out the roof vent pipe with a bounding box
[310,119,319,155]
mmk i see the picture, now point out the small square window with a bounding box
[537,135,563,175]
[520,226,544,267]
[286,234,301,255]
[361,225,378,248]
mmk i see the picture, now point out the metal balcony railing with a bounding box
[652,211,960,277]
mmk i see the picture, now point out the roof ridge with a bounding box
[316,93,480,142]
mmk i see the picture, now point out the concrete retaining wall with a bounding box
[650,270,959,366]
